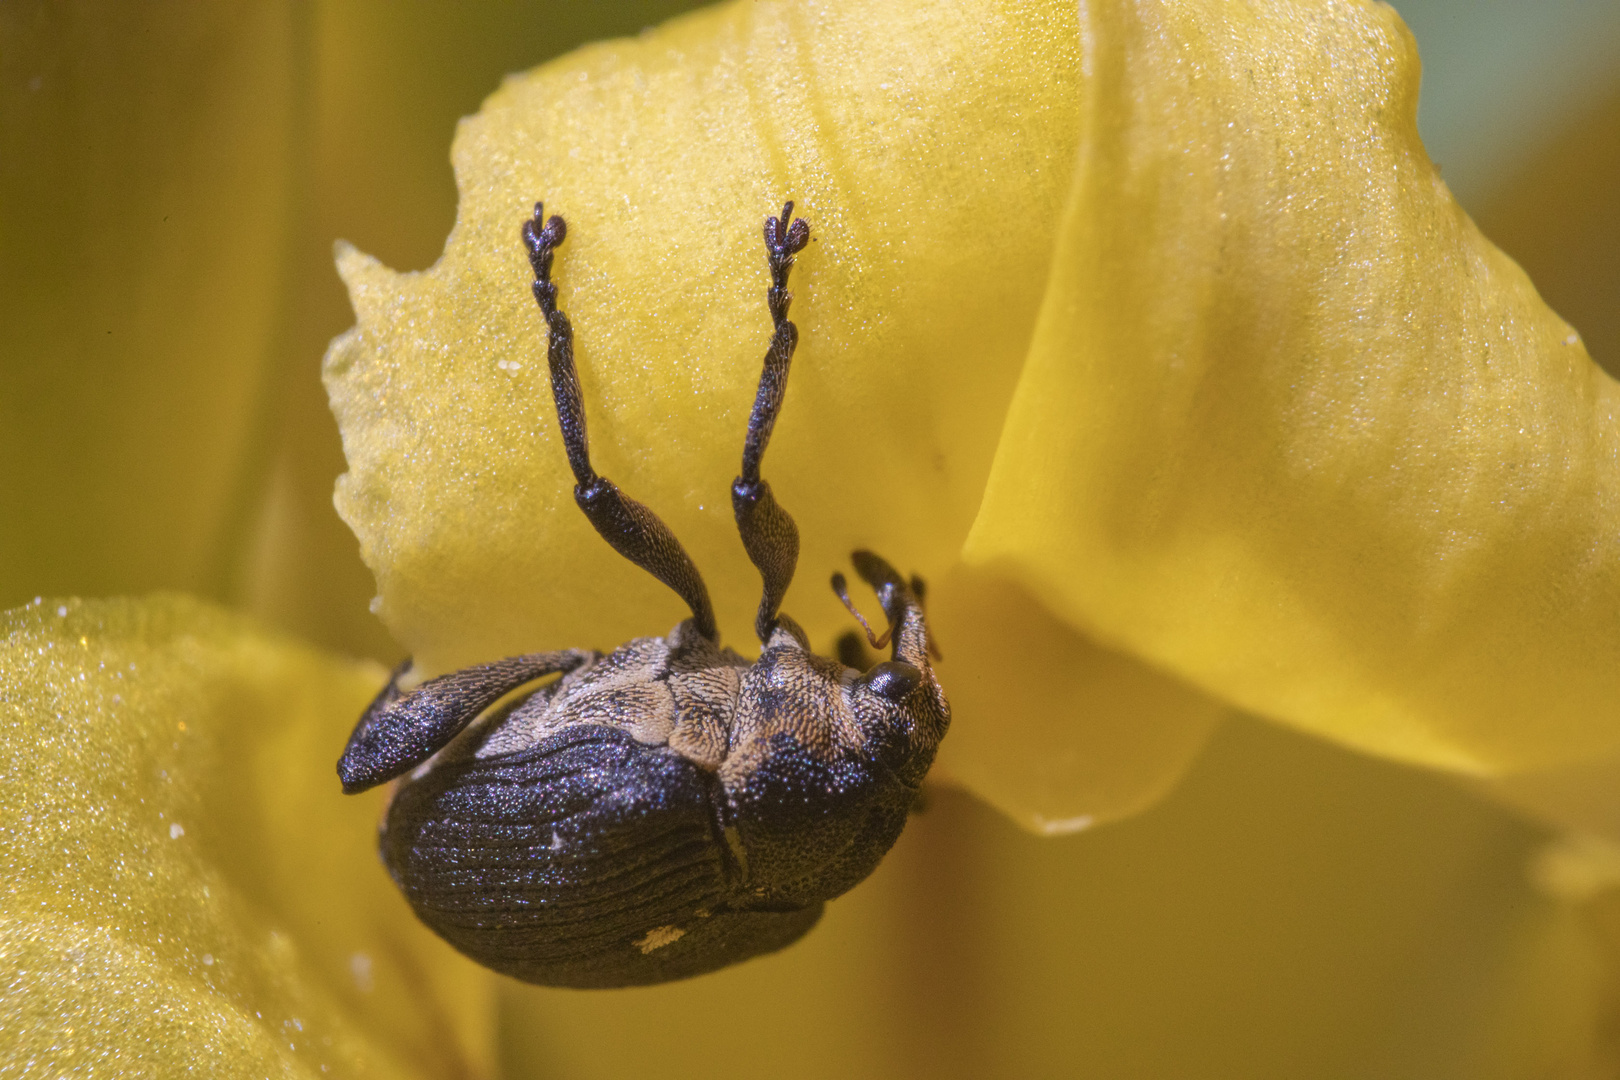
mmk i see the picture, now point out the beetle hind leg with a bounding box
[733,202,812,644]
[337,648,591,794]
[522,203,720,642]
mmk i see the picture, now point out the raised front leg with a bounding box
[733,202,812,644]
[522,204,719,642]
[338,649,593,794]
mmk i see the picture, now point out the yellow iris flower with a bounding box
[4,0,1619,1075]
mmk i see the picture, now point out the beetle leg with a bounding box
[521,203,720,642]
[338,648,593,794]
[733,201,812,644]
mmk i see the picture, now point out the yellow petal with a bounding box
[928,564,1223,831]
[965,0,1620,775]
[325,0,1221,826]
[0,596,494,1078]
[500,721,1612,1077]
[325,0,1086,671]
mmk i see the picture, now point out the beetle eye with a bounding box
[854,661,922,702]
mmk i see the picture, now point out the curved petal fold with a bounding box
[328,0,1620,826]
[966,0,1620,775]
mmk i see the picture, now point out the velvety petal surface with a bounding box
[325,0,1221,830]
[0,596,493,1078]
[326,0,1618,823]
[965,0,1620,776]
[499,720,1616,1078]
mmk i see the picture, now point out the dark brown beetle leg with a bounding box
[522,203,719,642]
[733,202,812,644]
[338,649,592,794]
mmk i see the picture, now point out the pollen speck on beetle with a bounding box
[634,926,687,954]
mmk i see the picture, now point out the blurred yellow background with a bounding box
[3,1,1619,1076]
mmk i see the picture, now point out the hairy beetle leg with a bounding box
[522,202,719,642]
[733,201,813,645]
[338,648,593,794]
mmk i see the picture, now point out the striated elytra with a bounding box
[337,202,950,988]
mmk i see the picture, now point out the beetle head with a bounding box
[837,550,949,786]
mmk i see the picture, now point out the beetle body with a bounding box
[382,607,943,987]
[339,203,949,988]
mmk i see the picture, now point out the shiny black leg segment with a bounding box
[523,204,719,642]
[338,648,593,794]
[733,202,812,644]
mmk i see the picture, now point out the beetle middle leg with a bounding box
[522,203,719,642]
[733,202,812,644]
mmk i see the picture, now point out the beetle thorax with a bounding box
[462,619,875,784]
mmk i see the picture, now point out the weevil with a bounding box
[336,201,949,988]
